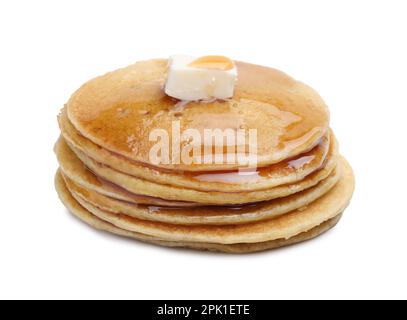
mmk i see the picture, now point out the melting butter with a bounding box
[164,55,237,101]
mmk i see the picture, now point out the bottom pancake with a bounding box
[55,156,354,251]
[55,171,342,253]
[60,157,353,244]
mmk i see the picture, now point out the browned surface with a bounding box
[67,59,329,171]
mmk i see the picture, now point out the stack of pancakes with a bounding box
[55,59,354,253]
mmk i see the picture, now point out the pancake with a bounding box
[55,57,355,253]
[53,137,199,207]
[56,169,342,253]
[62,162,341,225]
[55,156,353,246]
[59,107,331,192]
[66,59,329,171]
[55,136,338,205]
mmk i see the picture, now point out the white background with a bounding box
[1,0,406,300]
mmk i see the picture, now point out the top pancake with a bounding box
[67,59,330,171]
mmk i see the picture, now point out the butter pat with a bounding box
[165,55,237,101]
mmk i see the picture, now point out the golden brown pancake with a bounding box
[67,157,352,244]
[61,163,341,225]
[56,170,343,253]
[54,136,199,207]
[55,58,355,253]
[59,107,331,192]
[55,156,353,247]
[55,136,338,205]
[66,59,329,171]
